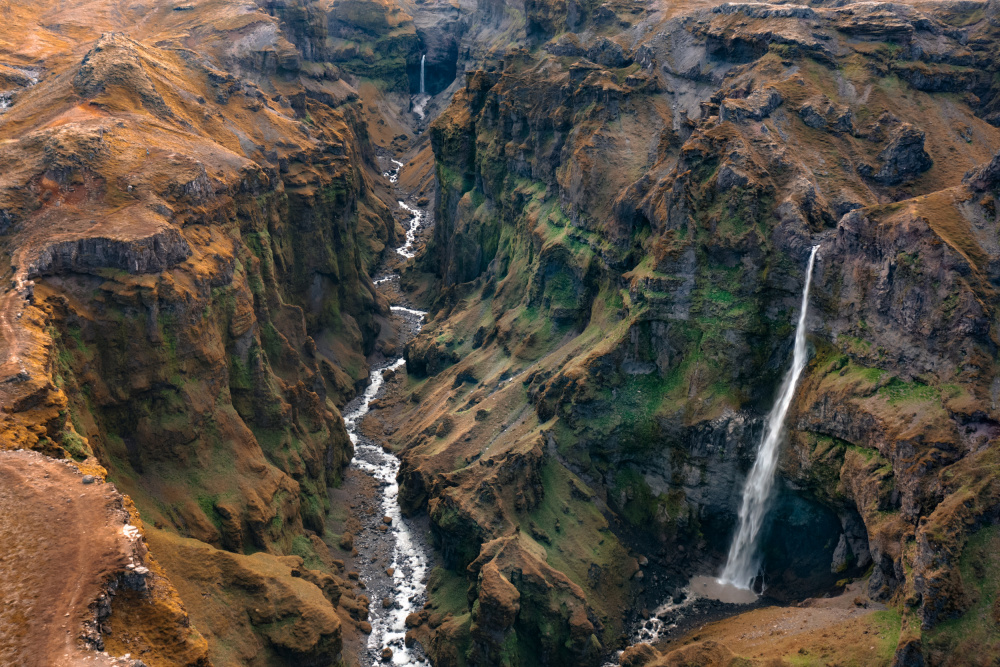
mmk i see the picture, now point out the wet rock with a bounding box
[358,621,372,634]
[381,647,393,661]
[382,596,395,608]
[405,612,422,628]
[382,515,393,525]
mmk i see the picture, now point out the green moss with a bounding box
[229,355,253,391]
[428,566,471,615]
[260,321,284,364]
[611,468,658,526]
[926,525,1000,655]
[878,377,939,405]
[197,494,225,533]
[499,630,521,665]
[291,535,326,570]
[59,428,92,461]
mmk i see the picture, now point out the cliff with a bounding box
[0,1,402,664]
[372,0,1000,664]
[7,0,1000,665]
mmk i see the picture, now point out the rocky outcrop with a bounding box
[74,33,172,117]
[798,95,853,133]
[0,1,400,664]
[390,1,1000,664]
[27,228,191,277]
[146,528,348,665]
[858,124,933,185]
[719,86,783,123]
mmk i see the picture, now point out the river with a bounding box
[338,156,433,665]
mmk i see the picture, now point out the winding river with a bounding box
[340,157,432,665]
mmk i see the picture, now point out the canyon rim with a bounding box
[2,0,1000,666]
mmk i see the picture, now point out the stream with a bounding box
[339,156,432,665]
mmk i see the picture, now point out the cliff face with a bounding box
[7,0,1000,665]
[380,0,1000,664]
[0,1,400,664]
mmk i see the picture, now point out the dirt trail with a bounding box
[0,449,134,667]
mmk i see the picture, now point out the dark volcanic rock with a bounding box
[27,228,192,278]
[859,123,932,185]
[719,87,783,122]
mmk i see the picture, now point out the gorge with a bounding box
[2,0,1000,666]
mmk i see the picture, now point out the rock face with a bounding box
[859,123,933,185]
[145,528,349,666]
[27,227,192,277]
[377,0,1000,665]
[8,0,1000,666]
[0,0,399,664]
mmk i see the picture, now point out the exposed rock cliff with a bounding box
[0,0,402,664]
[371,0,1000,664]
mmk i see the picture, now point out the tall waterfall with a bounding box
[720,245,820,591]
[420,54,426,95]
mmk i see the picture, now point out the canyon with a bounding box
[1,0,1000,666]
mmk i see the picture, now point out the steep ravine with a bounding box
[0,0,435,665]
[335,154,436,666]
[7,0,1000,666]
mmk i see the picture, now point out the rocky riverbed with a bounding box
[329,153,437,666]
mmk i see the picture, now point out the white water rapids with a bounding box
[342,156,431,665]
[719,245,820,591]
[380,159,424,260]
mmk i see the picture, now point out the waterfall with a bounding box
[719,245,820,591]
[420,54,426,95]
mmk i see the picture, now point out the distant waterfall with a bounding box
[720,245,820,591]
[420,54,426,95]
